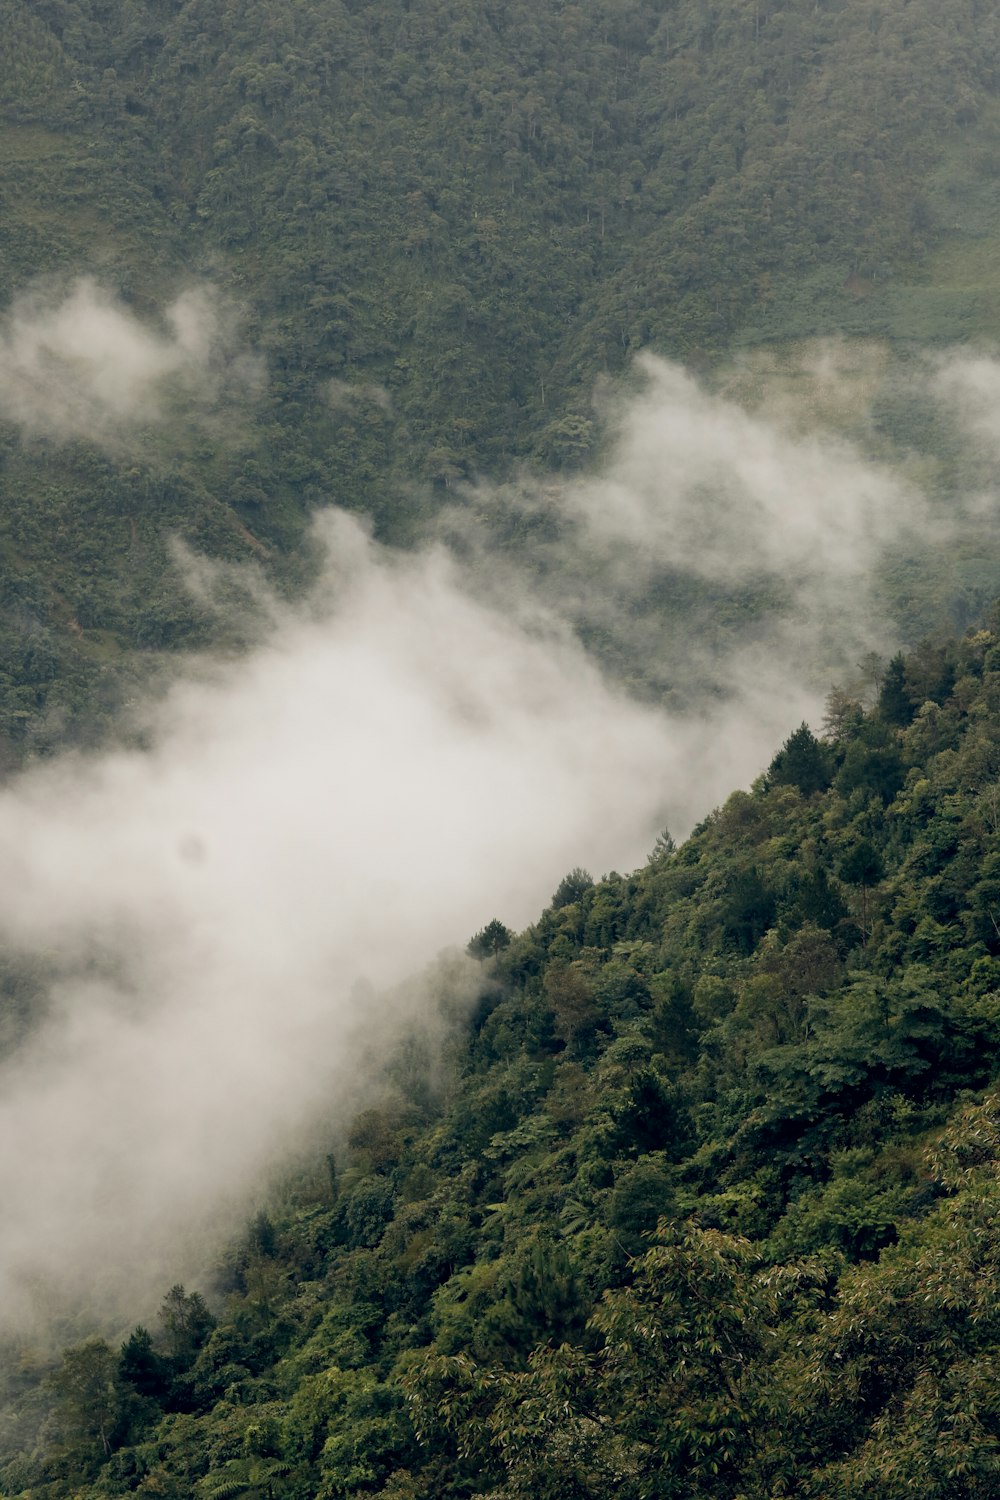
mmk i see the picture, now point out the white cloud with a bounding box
[0,338,991,1339]
[0,512,685,1331]
[0,277,263,450]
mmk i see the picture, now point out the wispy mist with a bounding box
[0,513,680,1333]
[571,354,921,584]
[0,315,995,1339]
[438,349,945,716]
[0,278,262,450]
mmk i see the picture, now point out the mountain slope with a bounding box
[4,0,1000,759]
[5,626,1000,1496]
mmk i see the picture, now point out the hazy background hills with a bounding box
[5,0,1000,755]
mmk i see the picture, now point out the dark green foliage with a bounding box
[118,1327,169,1406]
[48,1338,121,1465]
[609,1069,689,1158]
[550,869,594,912]
[466,919,513,963]
[838,839,885,890]
[719,865,778,957]
[248,1209,277,1259]
[835,721,905,804]
[484,1239,587,1361]
[783,865,848,931]
[15,622,1000,1497]
[159,1284,216,1369]
[767,722,832,796]
[877,652,916,727]
[342,1180,395,1250]
[608,1155,676,1245]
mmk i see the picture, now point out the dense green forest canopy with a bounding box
[3,0,1000,748]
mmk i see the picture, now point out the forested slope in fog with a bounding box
[7,628,1000,1497]
[6,2,1000,1497]
[3,0,1000,747]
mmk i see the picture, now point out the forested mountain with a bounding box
[8,1,1000,1497]
[4,0,1000,750]
[5,625,1000,1496]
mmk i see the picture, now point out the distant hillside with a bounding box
[3,0,1000,754]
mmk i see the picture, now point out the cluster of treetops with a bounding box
[1,0,999,758]
[5,621,1000,1496]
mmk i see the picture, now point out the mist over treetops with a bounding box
[5,2,1000,1498]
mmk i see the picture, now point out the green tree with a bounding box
[835,726,905,804]
[877,652,915,726]
[118,1325,170,1405]
[49,1338,122,1464]
[160,1284,216,1369]
[586,1225,804,1497]
[767,722,832,795]
[839,838,884,943]
[550,869,594,910]
[467,918,513,962]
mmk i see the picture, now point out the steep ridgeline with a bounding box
[9,625,1000,1495]
[3,0,1000,754]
